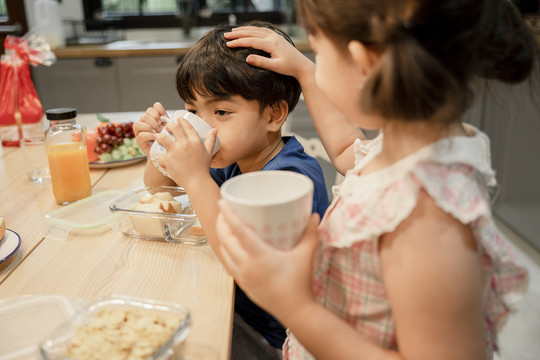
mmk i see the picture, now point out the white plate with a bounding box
[0,229,21,264]
[89,155,146,169]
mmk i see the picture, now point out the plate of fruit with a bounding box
[87,114,146,169]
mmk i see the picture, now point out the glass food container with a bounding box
[39,295,191,360]
[110,185,206,245]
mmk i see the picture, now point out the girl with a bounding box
[216,0,538,359]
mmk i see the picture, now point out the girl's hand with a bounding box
[224,26,314,81]
[216,200,320,320]
[133,102,168,156]
[156,116,218,188]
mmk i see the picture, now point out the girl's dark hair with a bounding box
[176,21,301,113]
[297,0,539,122]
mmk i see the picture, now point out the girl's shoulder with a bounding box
[328,125,497,244]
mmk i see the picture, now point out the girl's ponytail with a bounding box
[362,25,462,121]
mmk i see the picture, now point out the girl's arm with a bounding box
[225,27,364,174]
[216,191,486,359]
[379,190,486,359]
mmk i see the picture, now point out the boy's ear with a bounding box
[265,100,289,132]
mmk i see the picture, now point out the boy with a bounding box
[133,21,329,355]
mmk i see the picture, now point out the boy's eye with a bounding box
[187,109,197,114]
[216,110,229,116]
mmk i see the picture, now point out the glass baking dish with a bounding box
[109,185,206,245]
[39,295,191,360]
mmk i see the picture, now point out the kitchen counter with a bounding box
[53,37,312,59]
[54,33,540,59]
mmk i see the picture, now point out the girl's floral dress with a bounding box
[283,126,528,359]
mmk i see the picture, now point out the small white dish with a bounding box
[0,229,21,264]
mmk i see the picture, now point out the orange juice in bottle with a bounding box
[45,108,92,204]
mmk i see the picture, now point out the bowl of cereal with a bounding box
[39,295,191,360]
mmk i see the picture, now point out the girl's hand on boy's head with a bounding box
[216,200,320,320]
[156,116,216,188]
[224,26,314,81]
[133,102,168,156]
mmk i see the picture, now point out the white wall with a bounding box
[24,0,84,31]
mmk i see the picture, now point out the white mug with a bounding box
[221,170,314,250]
[149,110,221,178]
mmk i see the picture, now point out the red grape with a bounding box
[100,143,111,153]
[103,134,112,145]
[114,127,123,137]
[107,124,116,135]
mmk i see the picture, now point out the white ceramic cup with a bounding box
[149,110,221,177]
[20,135,51,182]
[220,170,314,250]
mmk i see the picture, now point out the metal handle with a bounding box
[94,57,113,67]
[0,23,23,34]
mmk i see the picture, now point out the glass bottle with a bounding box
[45,108,92,205]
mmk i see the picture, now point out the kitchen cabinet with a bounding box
[32,56,184,113]
[116,56,184,111]
[478,80,540,251]
[461,79,540,251]
[32,57,120,113]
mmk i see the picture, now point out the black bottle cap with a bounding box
[45,108,77,120]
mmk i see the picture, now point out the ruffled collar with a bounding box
[345,124,497,190]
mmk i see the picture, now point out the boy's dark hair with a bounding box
[176,21,301,114]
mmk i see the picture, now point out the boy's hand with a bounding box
[224,26,314,81]
[216,200,320,320]
[156,115,218,188]
[133,102,168,156]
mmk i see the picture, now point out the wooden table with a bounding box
[0,112,234,359]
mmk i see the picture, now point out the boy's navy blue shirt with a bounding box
[210,136,329,348]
